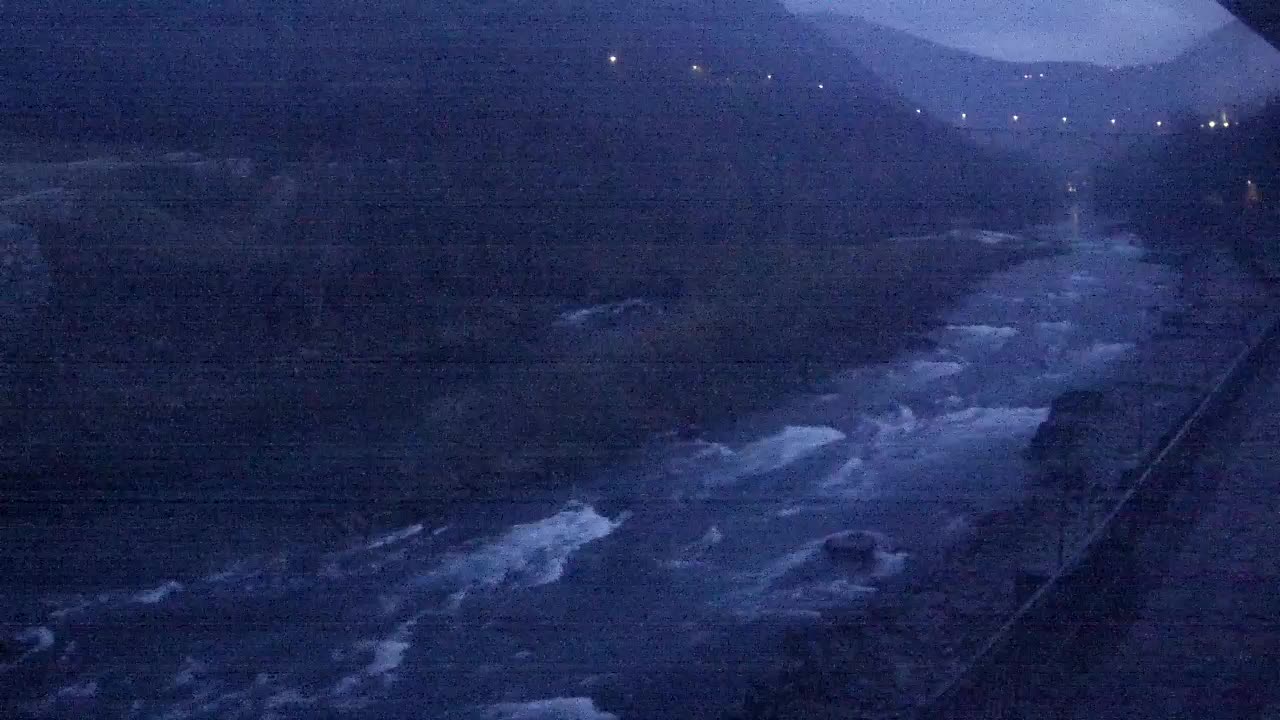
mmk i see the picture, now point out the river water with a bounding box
[1,225,1179,719]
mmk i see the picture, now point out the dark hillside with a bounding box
[0,0,1057,529]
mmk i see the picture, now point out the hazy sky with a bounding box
[784,0,1237,65]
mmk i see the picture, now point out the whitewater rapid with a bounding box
[2,228,1180,719]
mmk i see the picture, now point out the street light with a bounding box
[1223,121,1230,128]
[817,83,824,89]
[961,112,967,120]
[609,55,617,64]
[1156,120,1163,127]
[692,64,701,72]
[1062,116,1068,123]
[1110,118,1117,125]
[1209,121,1217,128]
[1012,114,1019,121]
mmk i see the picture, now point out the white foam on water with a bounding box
[892,407,1049,462]
[1036,320,1074,333]
[701,426,845,486]
[943,325,1019,354]
[747,579,879,618]
[416,502,628,609]
[750,541,824,590]
[17,626,54,653]
[870,549,910,578]
[731,534,896,619]
[820,456,876,499]
[907,360,966,385]
[265,689,319,708]
[1079,341,1134,365]
[957,230,1021,246]
[945,324,1019,340]
[171,656,205,688]
[556,298,652,328]
[52,680,98,702]
[378,594,403,615]
[665,440,736,476]
[929,406,1051,443]
[364,523,424,551]
[132,580,183,605]
[44,593,110,621]
[865,405,920,455]
[487,697,620,720]
[203,559,262,585]
[365,638,410,677]
[667,526,724,569]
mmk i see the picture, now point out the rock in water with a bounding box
[1025,390,1109,464]
[823,530,881,567]
[0,218,49,339]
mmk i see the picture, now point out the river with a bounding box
[1,223,1180,719]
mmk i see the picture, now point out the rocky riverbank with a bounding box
[733,230,1277,719]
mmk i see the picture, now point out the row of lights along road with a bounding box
[606,55,1236,131]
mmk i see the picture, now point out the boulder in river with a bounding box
[1025,390,1109,465]
[823,530,879,564]
[822,530,903,577]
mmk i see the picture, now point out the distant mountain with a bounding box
[1157,20,1280,111]
[806,13,1280,129]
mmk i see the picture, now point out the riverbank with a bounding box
[732,228,1276,719]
